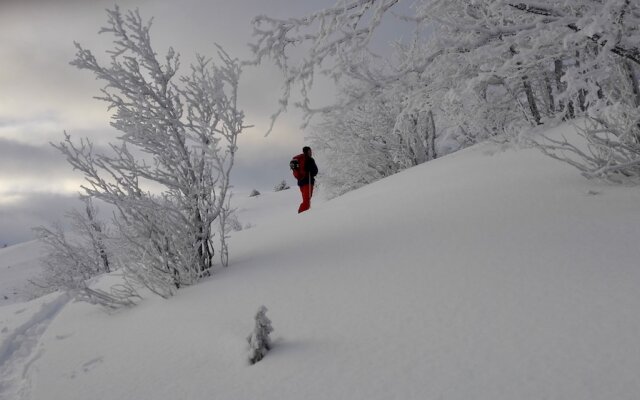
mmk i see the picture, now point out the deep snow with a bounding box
[1,124,640,400]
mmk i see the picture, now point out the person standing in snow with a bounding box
[290,146,318,213]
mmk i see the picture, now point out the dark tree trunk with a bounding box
[409,115,419,165]
[623,60,640,107]
[426,110,437,160]
[544,72,556,114]
[84,199,110,273]
[575,51,588,113]
[194,210,213,275]
[554,59,566,114]
[622,60,640,143]
[522,74,542,125]
[554,58,576,119]
[511,45,541,125]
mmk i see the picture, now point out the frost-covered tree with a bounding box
[33,197,139,308]
[496,0,640,180]
[250,0,640,184]
[310,85,407,197]
[56,7,246,297]
[247,305,274,365]
[307,38,446,196]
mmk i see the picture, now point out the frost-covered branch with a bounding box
[249,0,403,133]
[508,2,640,65]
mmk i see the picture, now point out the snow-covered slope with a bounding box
[232,185,312,229]
[2,124,640,400]
[0,241,45,306]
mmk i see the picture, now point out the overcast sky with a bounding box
[0,0,409,245]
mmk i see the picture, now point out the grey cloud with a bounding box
[0,138,67,175]
[0,192,80,246]
[233,152,296,194]
[0,133,117,178]
[0,191,119,246]
[232,131,319,194]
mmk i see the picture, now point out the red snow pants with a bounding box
[298,184,314,213]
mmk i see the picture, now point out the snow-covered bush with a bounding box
[33,197,139,309]
[274,180,290,191]
[55,7,246,298]
[247,305,273,365]
[226,214,243,232]
[249,189,261,197]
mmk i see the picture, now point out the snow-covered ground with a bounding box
[1,125,640,400]
[232,185,315,230]
[0,241,46,307]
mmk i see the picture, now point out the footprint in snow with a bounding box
[82,357,104,373]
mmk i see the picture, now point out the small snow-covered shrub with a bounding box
[226,213,243,232]
[274,180,290,191]
[34,197,140,309]
[249,189,261,197]
[247,305,273,365]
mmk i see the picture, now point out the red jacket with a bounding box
[292,153,318,186]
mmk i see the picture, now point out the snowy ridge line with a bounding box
[0,293,70,398]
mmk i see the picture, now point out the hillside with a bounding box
[1,124,640,400]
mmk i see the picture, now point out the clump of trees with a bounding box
[250,0,640,192]
[39,6,246,307]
